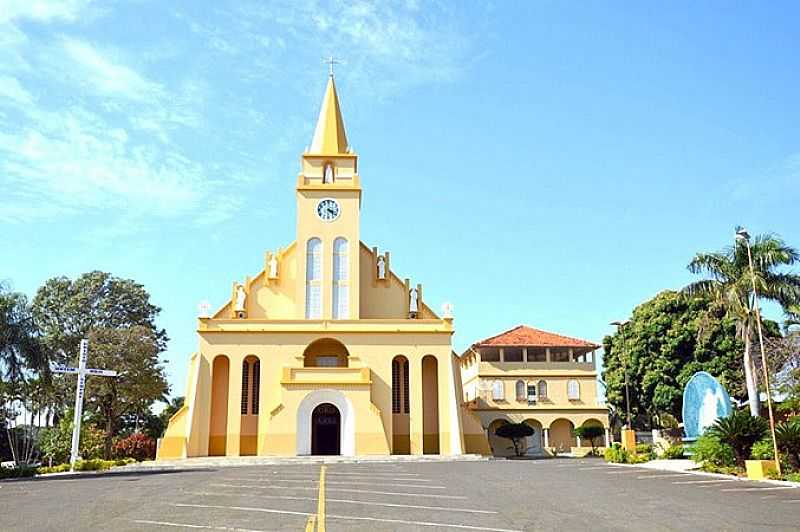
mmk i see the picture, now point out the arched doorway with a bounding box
[487,418,512,457]
[208,355,229,456]
[311,403,341,455]
[549,418,576,453]
[422,355,440,454]
[523,419,544,455]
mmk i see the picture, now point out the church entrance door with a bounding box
[311,403,341,455]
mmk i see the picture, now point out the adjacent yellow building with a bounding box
[158,75,608,460]
[459,325,610,457]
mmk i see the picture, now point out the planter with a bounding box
[745,460,777,480]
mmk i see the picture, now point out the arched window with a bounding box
[240,357,260,415]
[392,356,409,414]
[305,238,322,318]
[332,237,348,319]
[537,380,548,399]
[515,380,526,401]
[492,380,504,401]
[567,379,580,400]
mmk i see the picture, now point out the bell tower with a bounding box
[295,73,361,320]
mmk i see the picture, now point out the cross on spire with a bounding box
[325,55,341,77]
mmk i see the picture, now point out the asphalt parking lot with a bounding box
[1,459,798,531]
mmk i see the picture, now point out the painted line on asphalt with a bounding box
[671,479,736,485]
[209,483,469,499]
[233,474,433,482]
[636,474,693,479]
[132,519,274,531]
[317,465,326,532]
[172,503,521,532]
[183,490,496,514]
[327,471,422,477]
[604,470,643,474]
[720,486,798,492]
[782,500,800,503]
[577,466,611,470]
[223,477,445,489]
[304,515,316,532]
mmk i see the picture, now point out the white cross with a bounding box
[53,339,117,470]
[325,55,341,77]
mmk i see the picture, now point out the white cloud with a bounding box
[0,75,34,105]
[60,38,164,102]
[0,0,94,24]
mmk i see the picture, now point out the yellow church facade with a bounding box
[158,75,464,459]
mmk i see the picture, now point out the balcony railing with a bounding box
[281,366,371,386]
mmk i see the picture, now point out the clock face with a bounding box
[316,198,340,222]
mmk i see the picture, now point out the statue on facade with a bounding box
[268,254,279,278]
[234,285,247,312]
[377,256,386,279]
[442,302,454,319]
[409,287,419,317]
[198,300,211,318]
[323,163,334,184]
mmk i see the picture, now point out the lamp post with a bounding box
[736,226,781,476]
[610,320,632,429]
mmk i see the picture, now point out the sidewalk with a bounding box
[608,459,800,488]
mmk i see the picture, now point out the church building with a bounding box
[158,73,466,458]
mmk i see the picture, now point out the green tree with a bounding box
[684,232,800,415]
[39,412,105,464]
[574,425,605,455]
[31,271,168,418]
[602,291,748,429]
[83,326,169,458]
[495,422,534,457]
[1,285,48,464]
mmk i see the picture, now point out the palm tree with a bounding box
[685,232,800,415]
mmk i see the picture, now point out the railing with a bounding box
[281,366,371,386]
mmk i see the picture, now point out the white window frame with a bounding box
[305,238,322,319]
[492,380,504,401]
[567,379,580,400]
[515,380,526,401]
[332,237,349,319]
[527,383,537,404]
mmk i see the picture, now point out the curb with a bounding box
[605,461,800,487]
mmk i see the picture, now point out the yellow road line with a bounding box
[317,465,326,532]
[304,515,316,532]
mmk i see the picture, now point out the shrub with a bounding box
[112,433,156,462]
[662,444,685,460]
[775,417,800,469]
[495,422,534,457]
[574,425,605,455]
[604,443,629,463]
[750,439,774,460]
[0,465,37,479]
[691,433,736,468]
[635,443,656,461]
[39,416,105,464]
[35,463,72,475]
[708,411,768,468]
[74,459,115,472]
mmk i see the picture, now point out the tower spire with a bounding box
[309,73,348,155]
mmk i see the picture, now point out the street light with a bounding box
[610,320,632,429]
[736,226,782,476]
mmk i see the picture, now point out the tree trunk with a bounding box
[743,327,760,416]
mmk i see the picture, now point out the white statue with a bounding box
[268,254,279,278]
[323,163,334,184]
[377,256,386,279]
[198,300,211,318]
[699,388,725,433]
[234,285,246,312]
[441,302,454,319]
[409,288,419,314]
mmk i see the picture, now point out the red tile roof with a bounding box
[473,325,599,349]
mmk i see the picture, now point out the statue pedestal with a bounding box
[621,428,636,451]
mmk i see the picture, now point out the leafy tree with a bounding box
[684,232,800,415]
[709,410,768,468]
[495,422,534,457]
[82,326,168,458]
[31,271,168,418]
[574,425,605,455]
[1,285,48,464]
[602,291,751,429]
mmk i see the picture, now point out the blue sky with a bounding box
[1,1,798,399]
